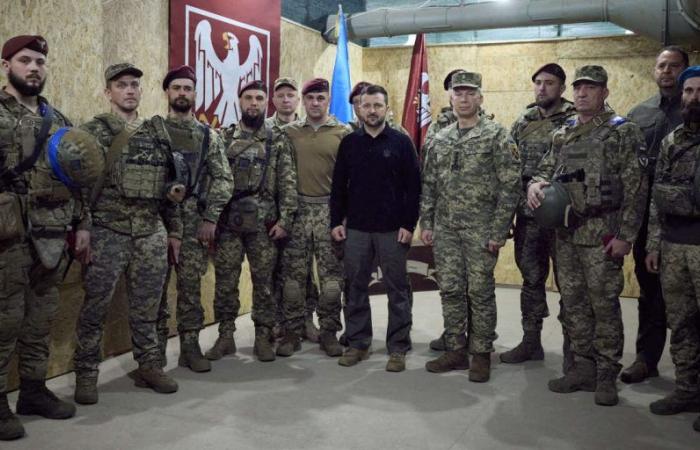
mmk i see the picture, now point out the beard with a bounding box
[364,115,385,129]
[681,102,700,126]
[9,70,45,97]
[170,97,192,113]
[536,97,557,110]
[241,110,264,129]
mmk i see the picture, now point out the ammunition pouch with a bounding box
[224,195,259,233]
[0,192,25,241]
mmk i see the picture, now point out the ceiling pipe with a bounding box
[323,0,700,46]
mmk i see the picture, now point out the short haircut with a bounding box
[657,45,689,68]
[361,84,388,105]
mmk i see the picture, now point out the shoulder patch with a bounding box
[609,115,627,127]
[565,118,576,127]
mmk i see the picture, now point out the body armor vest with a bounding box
[226,133,269,194]
[653,138,700,217]
[164,122,202,189]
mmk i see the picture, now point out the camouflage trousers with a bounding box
[281,201,343,335]
[156,202,210,349]
[214,222,277,333]
[433,224,498,353]
[0,240,65,393]
[274,250,319,326]
[74,225,167,375]
[659,240,700,392]
[555,238,624,374]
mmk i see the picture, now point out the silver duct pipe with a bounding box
[324,0,700,45]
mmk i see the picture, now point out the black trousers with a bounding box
[343,229,412,354]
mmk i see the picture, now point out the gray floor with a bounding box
[5,288,698,450]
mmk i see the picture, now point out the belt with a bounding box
[298,194,330,204]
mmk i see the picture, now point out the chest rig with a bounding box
[163,121,209,195]
[653,133,700,217]
[226,127,272,196]
[556,116,625,217]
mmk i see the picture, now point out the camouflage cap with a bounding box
[572,65,607,86]
[105,63,143,84]
[274,77,298,91]
[451,71,482,89]
[443,69,466,91]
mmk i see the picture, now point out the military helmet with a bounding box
[534,181,572,229]
[47,127,104,188]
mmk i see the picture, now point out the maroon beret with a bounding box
[162,65,196,90]
[238,80,267,97]
[302,78,329,95]
[348,81,371,104]
[2,35,48,60]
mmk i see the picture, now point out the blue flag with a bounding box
[329,5,353,124]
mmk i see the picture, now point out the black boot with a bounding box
[499,330,544,364]
[0,393,24,441]
[16,379,76,419]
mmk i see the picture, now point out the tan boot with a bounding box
[386,353,406,372]
[469,353,491,382]
[338,347,370,367]
[425,348,470,373]
[548,359,597,393]
[253,327,276,362]
[205,334,236,361]
[133,366,178,394]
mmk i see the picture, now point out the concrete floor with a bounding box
[4,288,698,450]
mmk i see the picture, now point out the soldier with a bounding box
[424,69,463,146]
[420,71,521,382]
[73,63,183,404]
[209,80,297,362]
[0,35,76,441]
[500,64,575,366]
[622,46,688,384]
[348,81,372,131]
[265,77,320,344]
[644,66,700,427]
[276,78,351,357]
[527,65,648,406]
[155,66,233,372]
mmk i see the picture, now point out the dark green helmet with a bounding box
[534,181,572,229]
[47,127,104,188]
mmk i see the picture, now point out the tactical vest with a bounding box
[225,128,271,195]
[558,117,625,217]
[164,120,207,190]
[653,136,700,217]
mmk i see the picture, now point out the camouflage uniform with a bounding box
[157,116,232,349]
[424,106,456,145]
[647,123,700,394]
[510,100,575,333]
[214,124,296,334]
[0,89,73,394]
[74,114,183,376]
[533,108,648,378]
[421,117,521,353]
[279,116,350,336]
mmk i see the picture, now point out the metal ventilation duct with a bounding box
[324,0,700,45]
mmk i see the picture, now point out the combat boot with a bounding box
[74,372,98,405]
[548,360,596,393]
[16,379,76,419]
[133,365,178,393]
[385,352,406,373]
[620,358,659,384]
[319,331,343,357]
[276,332,301,357]
[469,353,491,382]
[302,317,320,343]
[205,333,236,360]
[594,371,619,406]
[338,347,370,367]
[499,330,544,364]
[429,331,446,351]
[178,333,211,372]
[649,389,700,415]
[0,393,24,441]
[425,347,470,373]
[253,327,276,362]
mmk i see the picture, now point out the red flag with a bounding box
[401,33,431,154]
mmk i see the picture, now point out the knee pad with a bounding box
[283,280,302,302]
[320,280,341,302]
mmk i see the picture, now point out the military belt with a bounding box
[298,194,330,204]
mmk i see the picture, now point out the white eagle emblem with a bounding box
[195,19,263,127]
[418,72,431,128]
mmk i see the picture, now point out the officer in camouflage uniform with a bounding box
[622,46,688,384]
[276,78,351,358]
[73,64,183,404]
[0,35,76,441]
[211,81,297,362]
[155,66,233,372]
[501,64,575,367]
[528,65,648,406]
[421,71,521,383]
[644,67,700,427]
[265,77,320,344]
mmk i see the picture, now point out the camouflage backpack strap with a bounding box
[189,123,210,198]
[88,115,136,207]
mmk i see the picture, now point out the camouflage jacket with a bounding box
[163,115,233,223]
[510,99,576,216]
[533,109,648,246]
[221,123,297,230]
[646,123,700,252]
[265,112,299,134]
[424,106,456,146]
[420,116,521,244]
[79,113,183,239]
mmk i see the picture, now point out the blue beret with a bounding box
[678,66,700,87]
